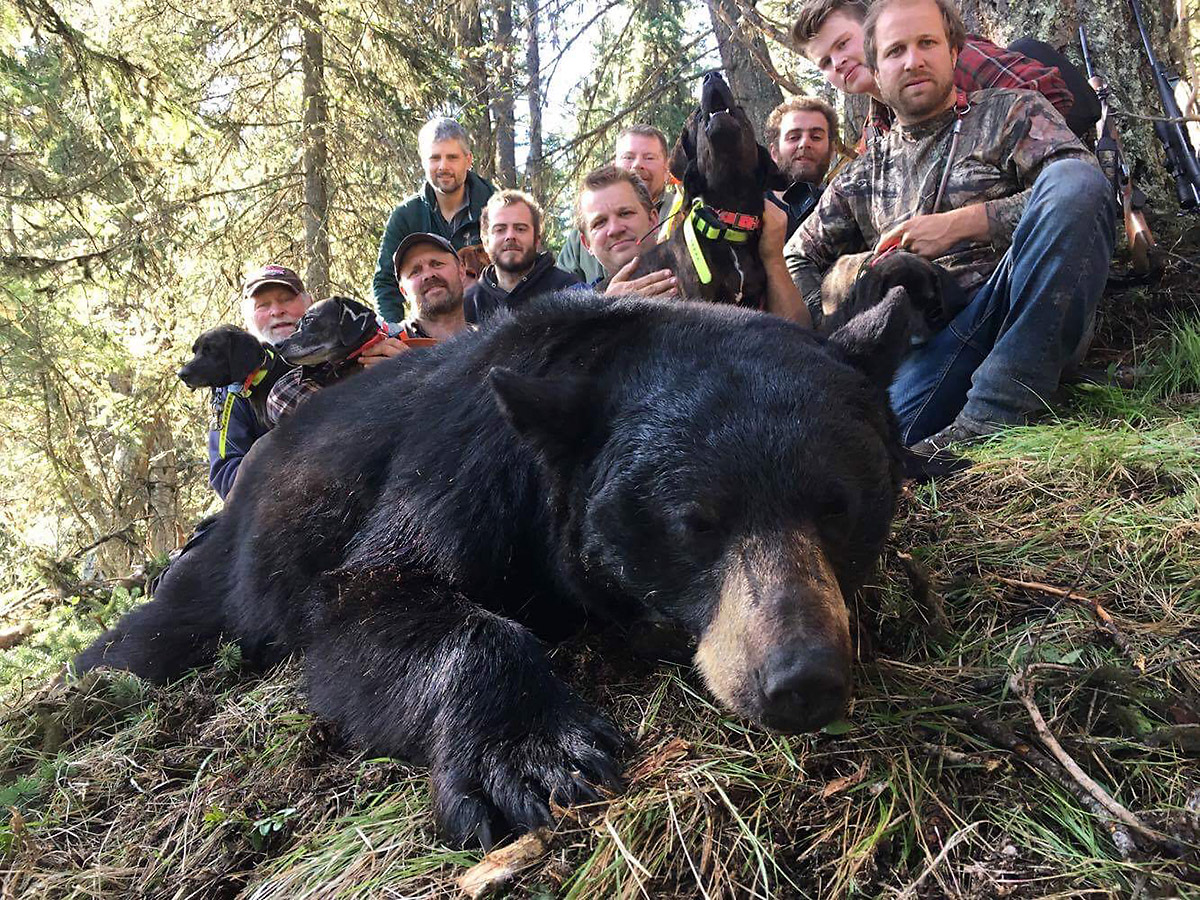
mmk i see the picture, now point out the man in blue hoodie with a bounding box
[372,118,495,322]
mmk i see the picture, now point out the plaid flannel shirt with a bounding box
[857,35,1075,151]
[265,320,434,427]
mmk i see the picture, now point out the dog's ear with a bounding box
[335,297,376,345]
[758,145,791,192]
[229,331,266,382]
[668,117,695,183]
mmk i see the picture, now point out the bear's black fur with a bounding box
[77,292,913,849]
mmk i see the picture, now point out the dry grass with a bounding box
[1,260,1199,899]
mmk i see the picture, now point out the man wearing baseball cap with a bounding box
[207,264,313,498]
[352,233,470,369]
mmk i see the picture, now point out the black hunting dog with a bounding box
[633,71,790,309]
[77,292,915,850]
[177,324,293,428]
[266,296,436,425]
[817,248,966,338]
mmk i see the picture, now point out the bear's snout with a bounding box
[758,644,850,734]
[694,528,852,733]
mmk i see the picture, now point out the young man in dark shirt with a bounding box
[464,191,580,324]
[765,96,840,240]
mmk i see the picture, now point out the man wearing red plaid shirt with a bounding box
[792,0,1097,150]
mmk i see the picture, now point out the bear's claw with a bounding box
[432,702,627,850]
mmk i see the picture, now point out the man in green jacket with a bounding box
[372,118,495,322]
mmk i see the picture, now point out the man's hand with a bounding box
[874,205,989,259]
[357,337,410,368]
[759,200,788,260]
[605,258,677,298]
[759,203,813,328]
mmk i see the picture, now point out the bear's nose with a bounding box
[759,645,849,733]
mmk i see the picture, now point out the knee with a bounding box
[1032,159,1113,216]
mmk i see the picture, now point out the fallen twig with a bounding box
[932,692,1141,859]
[893,821,982,900]
[997,576,1144,669]
[1009,669,1178,854]
[457,828,553,899]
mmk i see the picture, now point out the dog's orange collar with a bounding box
[239,347,275,393]
[345,320,391,361]
[712,209,761,232]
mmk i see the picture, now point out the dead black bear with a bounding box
[77,292,912,849]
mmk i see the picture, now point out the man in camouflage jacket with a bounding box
[784,0,1114,457]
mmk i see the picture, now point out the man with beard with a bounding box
[785,0,1113,459]
[267,234,469,424]
[464,191,581,324]
[558,125,677,283]
[790,0,1094,151]
[381,233,470,349]
[372,118,495,323]
[207,264,313,498]
[765,97,840,240]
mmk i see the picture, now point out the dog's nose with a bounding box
[759,645,849,733]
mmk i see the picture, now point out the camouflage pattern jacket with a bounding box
[784,88,1097,321]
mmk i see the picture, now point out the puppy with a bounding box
[177,324,292,427]
[634,70,789,308]
[819,249,965,337]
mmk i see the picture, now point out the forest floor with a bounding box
[1,221,1199,899]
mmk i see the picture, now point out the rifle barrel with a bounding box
[1079,26,1095,78]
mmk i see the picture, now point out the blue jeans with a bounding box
[889,159,1116,445]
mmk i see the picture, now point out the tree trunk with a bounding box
[492,0,518,187]
[704,0,784,142]
[458,0,494,182]
[144,412,178,556]
[525,0,544,203]
[297,0,330,298]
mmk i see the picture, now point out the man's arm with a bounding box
[982,92,1098,249]
[372,206,410,322]
[784,177,869,324]
[760,202,811,327]
[207,389,262,500]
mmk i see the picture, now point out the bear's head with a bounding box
[489,294,912,734]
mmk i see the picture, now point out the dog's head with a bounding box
[178,325,267,389]
[669,71,790,202]
[276,296,381,367]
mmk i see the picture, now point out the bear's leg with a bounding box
[303,571,627,850]
[74,550,228,683]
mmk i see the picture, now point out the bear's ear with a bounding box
[826,286,915,388]
[488,367,598,464]
[758,145,791,192]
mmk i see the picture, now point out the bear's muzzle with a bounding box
[694,528,852,733]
